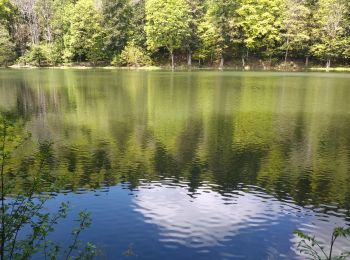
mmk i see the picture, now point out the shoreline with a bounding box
[4,64,350,72]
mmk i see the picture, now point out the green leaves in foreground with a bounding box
[294,227,350,260]
[1,116,96,260]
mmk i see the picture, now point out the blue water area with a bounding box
[39,182,346,260]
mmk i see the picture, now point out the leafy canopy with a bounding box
[145,0,191,53]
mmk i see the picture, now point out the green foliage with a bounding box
[4,0,350,67]
[102,0,132,57]
[129,0,147,48]
[199,0,237,61]
[111,41,152,67]
[311,0,347,67]
[281,0,311,62]
[51,0,74,62]
[18,44,59,66]
[0,0,11,17]
[237,0,283,57]
[294,227,350,259]
[0,115,96,259]
[145,0,191,67]
[0,25,15,66]
[184,0,202,54]
[29,45,46,66]
[196,1,224,63]
[64,0,106,64]
[0,0,15,27]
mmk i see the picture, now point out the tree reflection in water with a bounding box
[1,70,350,258]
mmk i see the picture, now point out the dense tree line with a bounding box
[1,0,350,68]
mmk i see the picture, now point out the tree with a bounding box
[343,3,350,60]
[129,0,146,48]
[65,0,105,64]
[51,0,74,63]
[3,0,350,68]
[0,0,15,28]
[102,0,132,58]
[237,0,283,61]
[281,0,310,63]
[0,25,15,66]
[145,0,191,69]
[35,0,54,43]
[196,11,223,66]
[11,0,40,45]
[196,0,237,68]
[184,0,203,66]
[311,0,347,69]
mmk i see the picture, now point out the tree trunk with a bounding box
[46,26,52,43]
[326,58,331,71]
[305,56,309,67]
[242,55,245,68]
[171,51,175,70]
[187,52,192,67]
[219,56,224,70]
[284,38,290,65]
[284,48,289,65]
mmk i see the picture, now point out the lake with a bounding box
[1,69,350,259]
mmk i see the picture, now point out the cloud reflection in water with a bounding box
[133,182,290,249]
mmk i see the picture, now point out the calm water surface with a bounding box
[1,69,350,259]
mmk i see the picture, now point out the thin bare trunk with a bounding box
[305,56,309,67]
[326,58,331,71]
[219,56,224,70]
[0,122,7,260]
[171,51,174,70]
[46,26,52,43]
[187,52,192,67]
[284,48,289,65]
[284,38,290,64]
[269,55,272,69]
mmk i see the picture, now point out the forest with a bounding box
[1,0,350,69]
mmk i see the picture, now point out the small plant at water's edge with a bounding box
[294,227,350,260]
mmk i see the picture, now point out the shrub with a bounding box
[17,44,60,66]
[111,42,152,67]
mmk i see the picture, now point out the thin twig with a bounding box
[1,121,8,260]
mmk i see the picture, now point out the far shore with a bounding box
[4,64,350,72]
[7,64,163,70]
